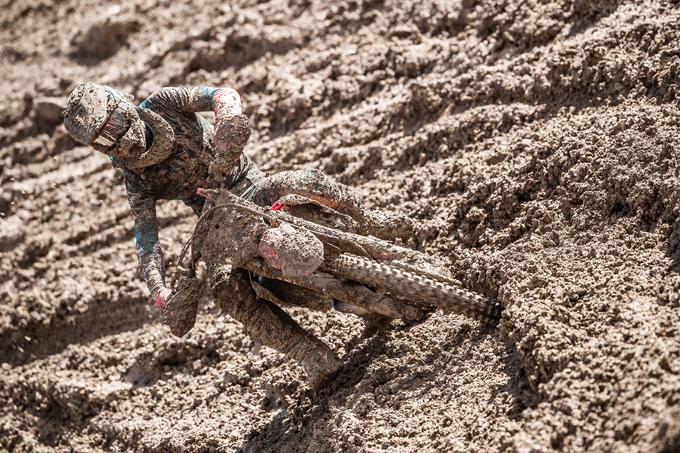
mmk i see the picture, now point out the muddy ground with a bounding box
[1,0,680,451]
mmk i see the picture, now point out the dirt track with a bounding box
[1,1,680,451]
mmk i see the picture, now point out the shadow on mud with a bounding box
[0,296,153,366]
[237,328,390,453]
[665,224,680,274]
[237,319,537,452]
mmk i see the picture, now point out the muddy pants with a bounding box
[211,267,340,386]
[251,168,414,241]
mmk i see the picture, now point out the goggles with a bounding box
[92,102,131,148]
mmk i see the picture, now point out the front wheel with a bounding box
[322,254,502,322]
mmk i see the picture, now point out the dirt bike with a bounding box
[163,188,502,337]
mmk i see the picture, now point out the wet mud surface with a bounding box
[1,0,680,451]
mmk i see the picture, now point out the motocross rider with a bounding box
[63,83,412,388]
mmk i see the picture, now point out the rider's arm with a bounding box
[141,86,249,166]
[140,86,243,117]
[124,171,165,300]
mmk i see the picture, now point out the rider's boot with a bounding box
[214,268,342,389]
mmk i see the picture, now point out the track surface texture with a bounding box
[1,1,680,451]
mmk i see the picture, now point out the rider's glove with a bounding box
[154,287,173,310]
[213,114,251,159]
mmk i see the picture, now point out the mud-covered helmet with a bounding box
[63,82,174,167]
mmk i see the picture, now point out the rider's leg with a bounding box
[253,169,414,241]
[253,169,364,218]
[213,267,342,388]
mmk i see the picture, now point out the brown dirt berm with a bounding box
[1,0,679,452]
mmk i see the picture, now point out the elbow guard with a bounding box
[227,114,251,151]
[214,114,251,155]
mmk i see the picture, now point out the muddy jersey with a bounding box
[116,86,262,297]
